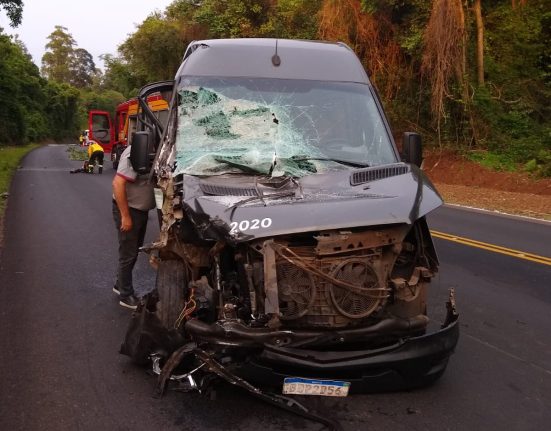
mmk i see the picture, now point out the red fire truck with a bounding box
[88,92,169,168]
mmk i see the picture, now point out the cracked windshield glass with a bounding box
[174,77,396,177]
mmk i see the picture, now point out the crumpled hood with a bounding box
[180,164,442,243]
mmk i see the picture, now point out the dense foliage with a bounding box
[0,25,122,144]
[99,0,551,176]
[1,0,549,175]
[0,30,79,143]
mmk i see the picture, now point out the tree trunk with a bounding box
[474,0,484,86]
[512,0,527,8]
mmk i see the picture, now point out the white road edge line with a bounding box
[443,203,551,225]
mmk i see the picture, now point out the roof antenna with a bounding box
[272,39,281,67]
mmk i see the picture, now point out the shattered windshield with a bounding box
[174,77,396,177]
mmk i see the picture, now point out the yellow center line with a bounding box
[430,230,551,266]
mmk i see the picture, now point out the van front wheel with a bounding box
[155,260,188,330]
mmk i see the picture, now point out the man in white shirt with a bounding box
[112,146,155,309]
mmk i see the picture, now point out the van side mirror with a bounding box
[402,132,423,168]
[130,131,154,174]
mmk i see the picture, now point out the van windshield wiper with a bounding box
[213,156,270,174]
[288,156,370,168]
[224,176,302,216]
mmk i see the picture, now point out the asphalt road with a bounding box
[1,144,550,431]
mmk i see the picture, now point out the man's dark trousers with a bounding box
[112,201,149,299]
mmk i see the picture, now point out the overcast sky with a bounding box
[1,0,175,69]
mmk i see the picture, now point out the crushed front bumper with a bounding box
[240,319,458,393]
[237,291,459,393]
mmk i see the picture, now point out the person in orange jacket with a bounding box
[87,140,104,174]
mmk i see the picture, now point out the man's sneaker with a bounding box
[119,295,139,310]
[112,286,120,296]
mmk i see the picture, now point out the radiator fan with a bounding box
[329,258,382,318]
[277,262,316,320]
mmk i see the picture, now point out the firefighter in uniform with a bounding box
[87,140,104,174]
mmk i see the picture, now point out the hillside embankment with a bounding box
[424,151,551,220]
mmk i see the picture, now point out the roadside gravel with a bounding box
[434,183,551,221]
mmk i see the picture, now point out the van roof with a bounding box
[176,38,370,84]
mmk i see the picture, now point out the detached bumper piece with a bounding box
[153,345,343,431]
[126,290,458,431]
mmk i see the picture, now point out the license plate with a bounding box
[282,377,350,397]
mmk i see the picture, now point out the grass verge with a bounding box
[466,150,517,173]
[66,144,88,161]
[0,144,39,244]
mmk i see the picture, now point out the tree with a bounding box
[41,26,77,84]
[511,0,528,8]
[71,48,96,88]
[0,30,48,144]
[100,54,141,98]
[0,27,85,145]
[11,34,31,59]
[318,0,405,100]
[118,13,183,83]
[260,0,322,39]
[476,0,550,150]
[473,0,485,86]
[192,0,272,38]
[43,81,80,139]
[41,26,97,89]
[0,0,23,27]
[78,89,126,129]
[421,0,467,141]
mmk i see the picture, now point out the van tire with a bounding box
[155,260,187,330]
